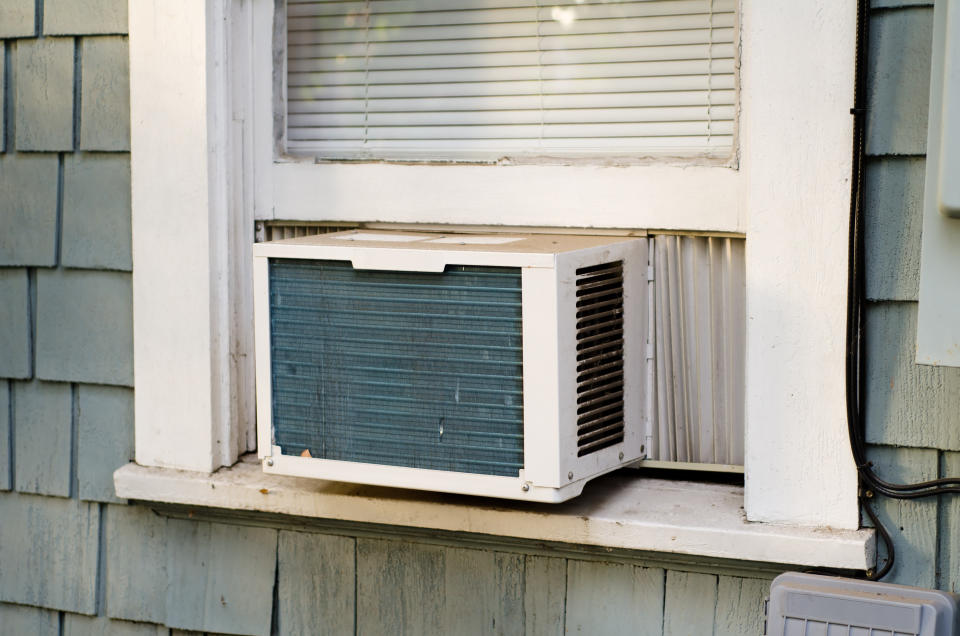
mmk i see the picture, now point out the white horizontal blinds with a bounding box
[286,0,736,159]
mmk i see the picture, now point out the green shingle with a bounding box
[80,37,130,151]
[13,380,72,498]
[866,8,934,156]
[864,445,939,588]
[36,270,133,386]
[355,538,443,635]
[564,560,664,636]
[864,157,925,301]
[77,384,132,502]
[0,0,36,38]
[0,492,99,613]
[714,577,769,636]
[0,603,60,635]
[15,38,75,152]
[523,555,565,636]
[277,531,356,636]
[0,46,6,152]
[0,383,9,491]
[872,0,932,7]
[0,154,60,266]
[0,268,32,378]
[44,0,128,35]
[356,538,525,636]
[105,504,168,625]
[865,302,960,450]
[63,614,167,636]
[62,153,132,271]
[664,571,717,636]
[165,519,277,636]
[943,452,960,594]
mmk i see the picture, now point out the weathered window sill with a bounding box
[114,454,874,570]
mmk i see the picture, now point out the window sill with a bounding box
[113,454,874,570]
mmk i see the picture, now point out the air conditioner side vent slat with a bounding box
[574,260,625,457]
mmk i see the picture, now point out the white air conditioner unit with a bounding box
[253,230,647,502]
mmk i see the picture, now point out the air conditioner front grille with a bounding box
[574,261,625,457]
[268,259,525,477]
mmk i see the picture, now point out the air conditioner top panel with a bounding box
[253,230,643,271]
[254,229,639,255]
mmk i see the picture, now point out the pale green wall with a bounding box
[862,1,960,591]
[0,1,955,634]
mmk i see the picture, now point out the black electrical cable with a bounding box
[861,497,895,580]
[845,0,960,581]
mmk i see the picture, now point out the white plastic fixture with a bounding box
[253,230,647,502]
[917,0,960,367]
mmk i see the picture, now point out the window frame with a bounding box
[129,0,861,533]
[254,0,744,232]
[277,0,739,164]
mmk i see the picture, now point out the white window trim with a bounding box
[127,0,861,545]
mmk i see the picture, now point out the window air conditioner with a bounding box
[253,230,647,502]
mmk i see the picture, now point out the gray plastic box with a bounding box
[767,572,960,636]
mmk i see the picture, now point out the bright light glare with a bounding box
[551,6,577,27]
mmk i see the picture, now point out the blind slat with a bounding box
[288,73,736,100]
[286,0,737,158]
[289,1,726,23]
[287,89,736,113]
[288,135,733,152]
[288,0,734,9]
[289,58,735,87]
[289,0,731,18]
[288,120,734,141]
[288,43,735,73]
[289,105,735,127]
[289,27,735,57]
[286,13,734,45]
